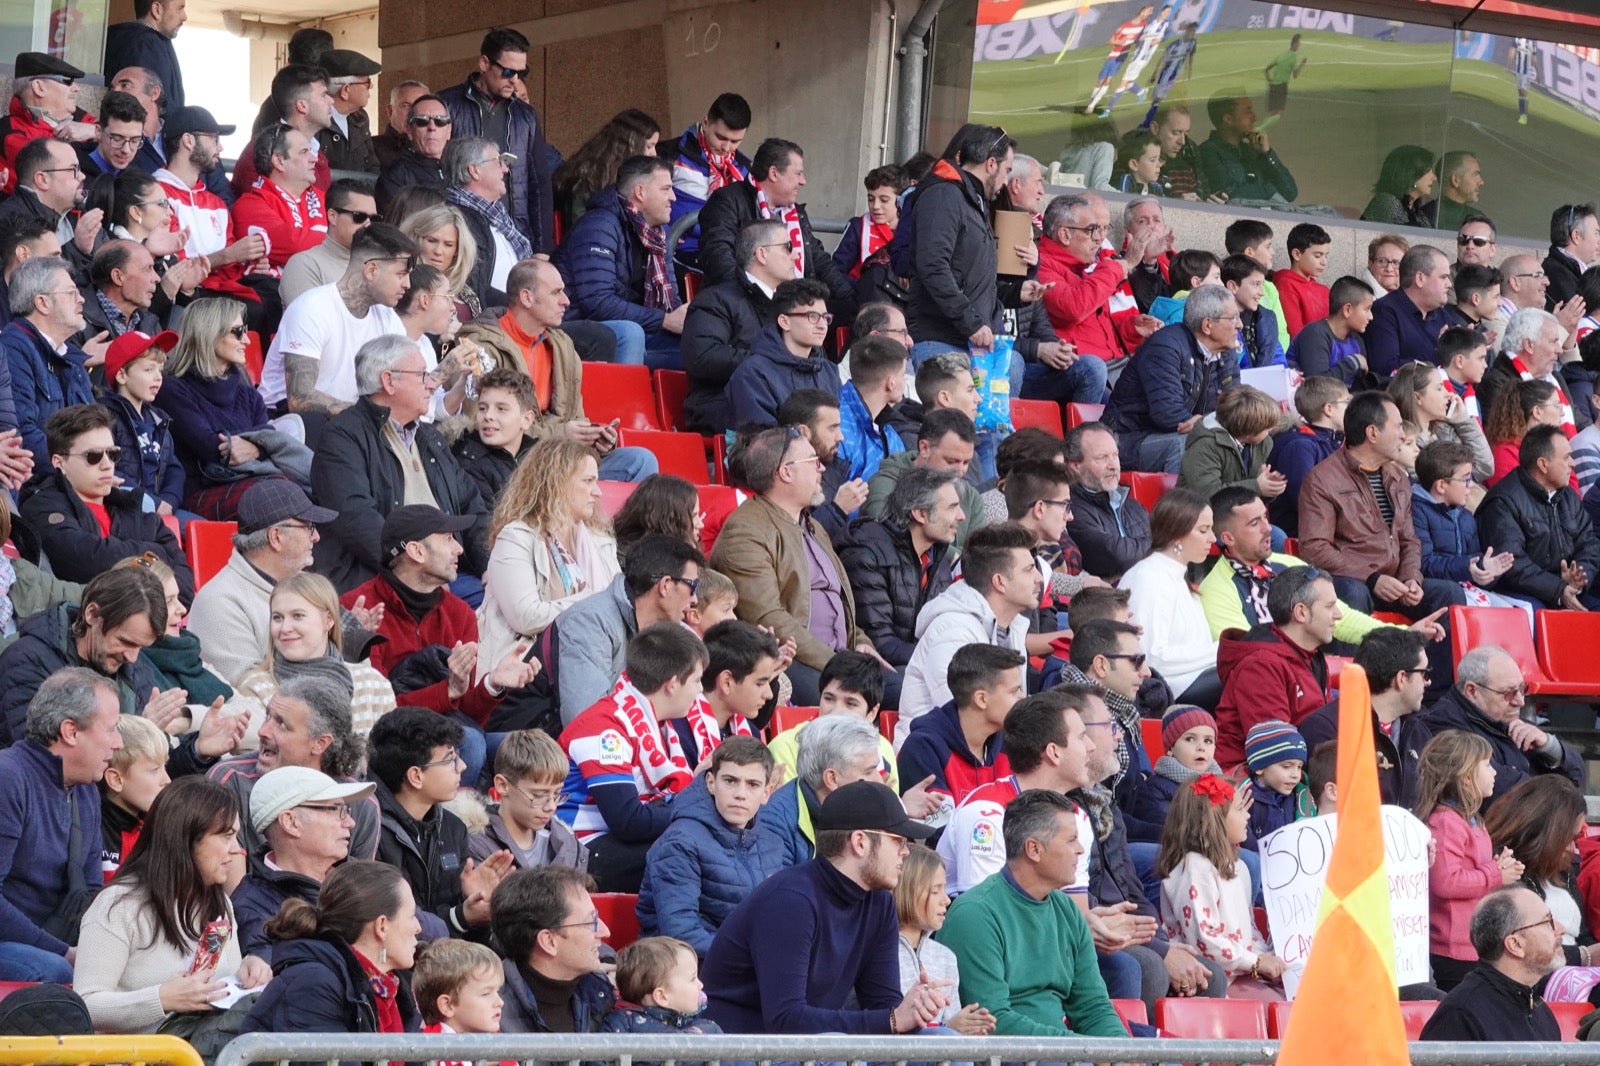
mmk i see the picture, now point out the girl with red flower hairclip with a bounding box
[1154,774,1286,1001]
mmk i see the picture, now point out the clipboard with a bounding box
[994,210,1033,276]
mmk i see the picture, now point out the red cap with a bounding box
[103,330,178,383]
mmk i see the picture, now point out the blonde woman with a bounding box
[476,438,620,666]
[235,572,396,737]
[401,204,481,320]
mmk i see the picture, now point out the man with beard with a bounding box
[1420,886,1563,1041]
[700,780,943,1033]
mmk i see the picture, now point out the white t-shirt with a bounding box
[261,283,404,407]
[490,229,516,292]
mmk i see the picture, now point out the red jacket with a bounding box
[341,574,501,725]
[1213,623,1330,769]
[1037,237,1130,361]
[230,177,327,272]
[2,96,95,193]
[1271,268,1331,339]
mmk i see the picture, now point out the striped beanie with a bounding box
[1244,719,1308,775]
[1161,704,1217,752]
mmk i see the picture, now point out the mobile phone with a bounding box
[521,642,540,663]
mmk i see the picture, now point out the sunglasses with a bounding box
[407,115,453,129]
[496,66,528,79]
[330,207,376,224]
[40,74,75,86]
[1456,235,1494,248]
[69,447,123,465]
[226,324,249,339]
[1103,652,1148,670]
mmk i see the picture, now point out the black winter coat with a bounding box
[1419,963,1560,1042]
[372,778,475,940]
[450,431,532,507]
[454,204,506,311]
[1065,482,1152,581]
[1476,467,1600,607]
[374,148,447,215]
[837,518,955,667]
[681,276,777,434]
[904,163,998,350]
[241,932,420,1061]
[310,397,491,592]
[1298,701,1433,810]
[696,183,854,314]
[18,469,193,600]
[1544,245,1586,309]
[1420,686,1586,809]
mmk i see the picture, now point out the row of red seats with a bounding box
[1141,994,1589,1042]
[764,705,897,747]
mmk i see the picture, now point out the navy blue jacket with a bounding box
[1266,424,1343,536]
[1365,288,1448,380]
[437,75,553,252]
[1072,792,1170,957]
[0,318,91,468]
[104,21,184,109]
[1126,770,1180,844]
[0,739,101,955]
[557,187,662,333]
[18,469,193,600]
[725,325,840,429]
[897,699,1005,812]
[1299,701,1433,810]
[637,783,787,957]
[1246,785,1300,845]
[242,933,420,1057]
[1237,304,1286,370]
[500,958,616,1034]
[1106,322,1238,447]
[231,855,319,964]
[151,366,271,493]
[1410,484,1483,583]
[100,393,184,511]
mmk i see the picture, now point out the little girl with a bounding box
[892,845,994,1035]
[1416,729,1523,992]
[1157,774,1286,1002]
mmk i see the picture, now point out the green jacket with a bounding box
[1179,413,1272,502]
[0,558,82,652]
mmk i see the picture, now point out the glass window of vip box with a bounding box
[2,0,111,77]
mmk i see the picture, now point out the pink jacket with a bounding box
[1427,805,1500,961]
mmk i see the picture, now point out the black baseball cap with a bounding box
[381,505,475,566]
[815,780,935,839]
[165,106,236,139]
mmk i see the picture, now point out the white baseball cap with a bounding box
[251,766,375,834]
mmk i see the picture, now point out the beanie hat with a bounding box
[1161,704,1217,752]
[1244,719,1308,775]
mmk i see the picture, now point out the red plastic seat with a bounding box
[1111,998,1148,1031]
[1398,1000,1438,1040]
[185,520,238,590]
[877,710,898,744]
[1010,398,1064,438]
[618,429,712,484]
[243,331,265,385]
[696,484,740,557]
[1448,605,1554,694]
[682,272,703,303]
[1549,999,1588,1040]
[591,892,640,950]
[767,705,819,737]
[1326,653,1352,690]
[1535,610,1600,696]
[160,514,180,540]
[1065,402,1104,429]
[1267,1000,1291,1039]
[1154,997,1268,1040]
[1139,718,1163,766]
[580,364,661,432]
[653,369,691,431]
[597,480,637,518]
[0,980,37,1004]
[1120,471,1178,512]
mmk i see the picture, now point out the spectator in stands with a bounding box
[1106,283,1241,474]
[317,50,381,174]
[772,388,864,546]
[1034,192,1142,370]
[450,367,534,503]
[261,222,413,421]
[672,619,782,761]
[0,139,95,268]
[861,408,983,547]
[232,125,328,274]
[471,729,587,871]
[1149,103,1210,201]
[73,777,269,1035]
[1272,223,1331,338]
[104,0,185,111]
[280,178,375,307]
[702,779,940,1033]
[78,239,165,343]
[560,155,686,369]
[698,137,853,315]
[1002,454,1101,625]
[1412,439,1511,594]
[1119,488,1222,708]
[1064,420,1151,581]
[1455,215,1500,272]
[490,865,616,1032]
[439,28,555,253]
[637,736,783,957]
[558,623,706,892]
[726,278,839,429]
[610,475,704,562]
[664,93,751,268]
[1422,644,1585,807]
[837,334,907,483]
[839,466,961,669]
[0,215,60,328]
[1425,152,1484,234]
[1222,254,1283,370]
[374,94,450,215]
[899,643,1023,821]
[77,92,148,180]
[234,765,374,962]
[552,535,703,725]
[1366,244,1453,379]
[1498,253,1565,328]
[1128,705,1219,847]
[551,108,661,235]
[1420,885,1562,1041]
[19,403,191,594]
[1222,221,1287,352]
[1390,360,1492,481]
[98,714,167,876]
[1364,234,1407,296]
[209,674,375,859]
[764,650,907,792]
[834,164,907,308]
[711,426,882,704]
[1179,384,1285,504]
[940,788,1129,1038]
[310,334,491,593]
[3,255,94,466]
[681,218,791,434]
[892,843,994,1033]
[1544,203,1599,309]
[98,328,182,515]
[1477,424,1600,608]
[1436,263,1502,339]
[1480,308,1570,441]
[1361,145,1436,228]
[756,714,867,867]
[1439,325,1490,422]
[900,522,1036,744]
[1059,619,1152,810]
[1266,376,1348,536]
[2,55,96,196]
[442,136,527,305]
[1196,92,1297,203]
[240,860,423,1039]
[0,668,119,982]
[374,80,428,170]
[1300,627,1432,807]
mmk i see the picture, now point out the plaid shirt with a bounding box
[447,185,533,261]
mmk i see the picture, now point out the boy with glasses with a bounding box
[78,91,148,179]
[726,277,839,429]
[471,729,587,872]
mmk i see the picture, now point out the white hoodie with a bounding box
[896,582,1030,750]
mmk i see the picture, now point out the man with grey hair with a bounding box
[1479,305,1568,427]
[1,254,95,469]
[1367,243,1453,379]
[839,466,962,668]
[310,333,491,593]
[1105,282,1241,473]
[1422,644,1584,809]
[1120,196,1175,313]
[1037,193,1160,374]
[1420,885,1562,1041]
[0,136,99,264]
[445,135,530,302]
[1543,202,1600,309]
[759,714,885,867]
[375,80,430,169]
[2,54,97,189]
[0,667,121,982]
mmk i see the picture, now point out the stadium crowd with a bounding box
[0,9,1599,1053]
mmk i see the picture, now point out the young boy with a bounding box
[1411,440,1511,596]
[725,278,840,429]
[896,643,1025,823]
[451,368,537,505]
[673,619,783,764]
[1225,218,1289,351]
[1307,740,1337,815]
[1435,264,1502,342]
[1286,275,1372,386]
[1437,326,1490,424]
[1271,222,1332,338]
[836,336,907,484]
[833,164,904,290]
[414,939,506,1049]
[1267,375,1350,537]
[602,936,724,1040]
[100,714,172,876]
[369,707,511,941]
[1113,130,1165,196]
[1221,254,1284,369]
[1128,705,1221,844]
[559,622,709,893]
[99,330,184,516]
[637,736,785,956]
[683,568,739,634]
[765,650,900,792]
[1179,383,1286,503]
[470,729,588,872]
[1242,719,1314,844]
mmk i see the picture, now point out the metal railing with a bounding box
[0,1036,203,1066]
[215,1031,1600,1066]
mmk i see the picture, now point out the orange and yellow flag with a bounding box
[1277,664,1408,1066]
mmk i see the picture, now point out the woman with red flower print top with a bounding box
[1156,775,1286,1001]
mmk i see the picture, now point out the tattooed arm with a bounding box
[285,353,350,416]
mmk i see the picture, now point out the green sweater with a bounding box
[936,870,1126,1039]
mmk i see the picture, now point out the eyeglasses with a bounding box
[68,447,123,465]
[39,74,74,86]
[1512,271,1546,280]
[1080,718,1118,732]
[1443,473,1475,484]
[760,242,793,252]
[420,747,462,770]
[783,452,824,471]
[1370,257,1403,269]
[133,197,171,211]
[273,519,317,532]
[555,912,602,933]
[669,574,700,596]
[475,155,512,170]
[407,115,453,129]
[39,165,83,177]
[41,287,81,302]
[1511,914,1556,936]
[226,324,249,339]
[507,783,568,809]
[298,802,353,820]
[496,66,529,80]
[861,829,910,851]
[104,134,142,150]
[387,367,441,385]
[329,207,377,224]
[1103,652,1148,670]
[1064,224,1107,237]
[1038,497,1073,512]
[786,310,834,326]
[1457,235,1495,248]
[1477,682,1527,701]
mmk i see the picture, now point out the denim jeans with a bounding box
[1119,431,1186,474]
[449,712,489,788]
[599,320,647,365]
[1020,357,1109,406]
[0,941,73,983]
[606,320,685,371]
[598,446,660,482]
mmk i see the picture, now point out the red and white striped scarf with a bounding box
[1442,368,1480,422]
[698,126,744,193]
[850,215,896,280]
[624,201,680,312]
[685,695,753,763]
[756,187,805,275]
[1512,355,1575,437]
[608,675,694,795]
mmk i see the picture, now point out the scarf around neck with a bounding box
[1153,754,1223,787]
[447,185,533,261]
[1226,552,1283,627]
[624,201,679,312]
[273,648,355,703]
[755,187,805,275]
[698,126,743,192]
[1059,664,1133,784]
[684,695,752,763]
[607,675,693,796]
[1511,354,1576,437]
